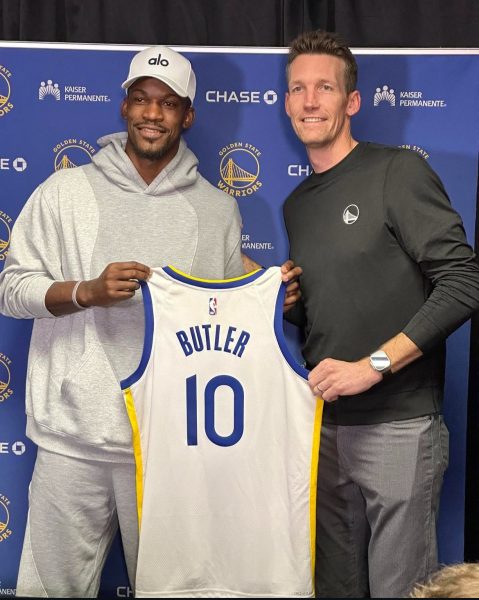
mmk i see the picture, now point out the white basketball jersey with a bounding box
[121,266,323,598]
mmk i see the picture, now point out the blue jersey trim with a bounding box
[163,265,265,289]
[274,284,309,380]
[120,280,154,390]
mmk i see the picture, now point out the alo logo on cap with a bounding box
[148,54,169,67]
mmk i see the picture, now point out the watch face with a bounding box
[371,351,391,372]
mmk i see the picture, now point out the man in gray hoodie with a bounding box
[0,45,300,597]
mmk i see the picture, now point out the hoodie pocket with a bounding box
[58,343,132,448]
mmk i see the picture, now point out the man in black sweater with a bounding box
[283,30,479,598]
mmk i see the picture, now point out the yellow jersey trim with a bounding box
[310,397,324,591]
[167,265,262,283]
[124,387,144,529]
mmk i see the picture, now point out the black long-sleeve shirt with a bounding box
[284,142,479,425]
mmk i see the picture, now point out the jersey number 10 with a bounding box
[186,374,244,447]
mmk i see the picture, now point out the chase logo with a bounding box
[209,297,217,315]
[206,89,278,105]
[374,85,396,107]
[39,79,61,100]
[0,157,27,172]
[0,353,13,403]
[0,494,12,542]
[288,164,313,177]
[217,142,262,197]
[343,204,359,225]
[53,138,96,171]
[0,441,26,456]
[0,211,13,262]
[263,90,277,104]
[0,65,14,118]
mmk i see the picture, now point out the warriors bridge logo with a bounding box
[0,64,14,118]
[0,493,12,542]
[0,354,13,403]
[0,211,13,262]
[53,138,96,171]
[217,142,263,197]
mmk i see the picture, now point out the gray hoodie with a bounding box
[0,133,243,461]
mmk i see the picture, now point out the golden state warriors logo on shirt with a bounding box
[0,354,13,403]
[52,138,96,171]
[0,211,13,262]
[0,65,14,118]
[217,142,263,197]
[0,494,12,542]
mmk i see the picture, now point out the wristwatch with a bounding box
[369,350,392,375]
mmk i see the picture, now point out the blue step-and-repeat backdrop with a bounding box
[0,43,478,597]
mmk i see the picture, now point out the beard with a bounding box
[128,133,176,161]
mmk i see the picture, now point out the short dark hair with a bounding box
[286,30,358,94]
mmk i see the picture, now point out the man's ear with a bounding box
[285,92,291,118]
[346,90,361,117]
[183,106,195,130]
[121,97,128,120]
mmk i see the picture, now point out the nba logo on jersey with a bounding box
[208,297,217,315]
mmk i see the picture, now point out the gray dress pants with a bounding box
[315,415,449,598]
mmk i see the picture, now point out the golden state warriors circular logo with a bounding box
[0,354,13,403]
[0,211,13,262]
[399,143,430,160]
[217,142,263,197]
[0,65,14,118]
[53,138,96,171]
[0,494,12,542]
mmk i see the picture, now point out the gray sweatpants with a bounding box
[315,415,449,598]
[16,448,138,598]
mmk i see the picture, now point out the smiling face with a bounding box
[121,77,194,174]
[285,53,360,154]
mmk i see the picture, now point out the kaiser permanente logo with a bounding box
[0,493,13,543]
[0,64,14,118]
[217,142,263,197]
[373,84,446,108]
[241,233,274,251]
[206,89,278,105]
[39,79,111,103]
[0,211,13,262]
[53,138,96,171]
[0,353,13,403]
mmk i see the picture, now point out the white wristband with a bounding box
[72,280,87,310]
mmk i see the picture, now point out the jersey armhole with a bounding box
[120,280,154,390]
[273,283,309,381]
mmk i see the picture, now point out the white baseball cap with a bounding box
[121,45,196,104]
